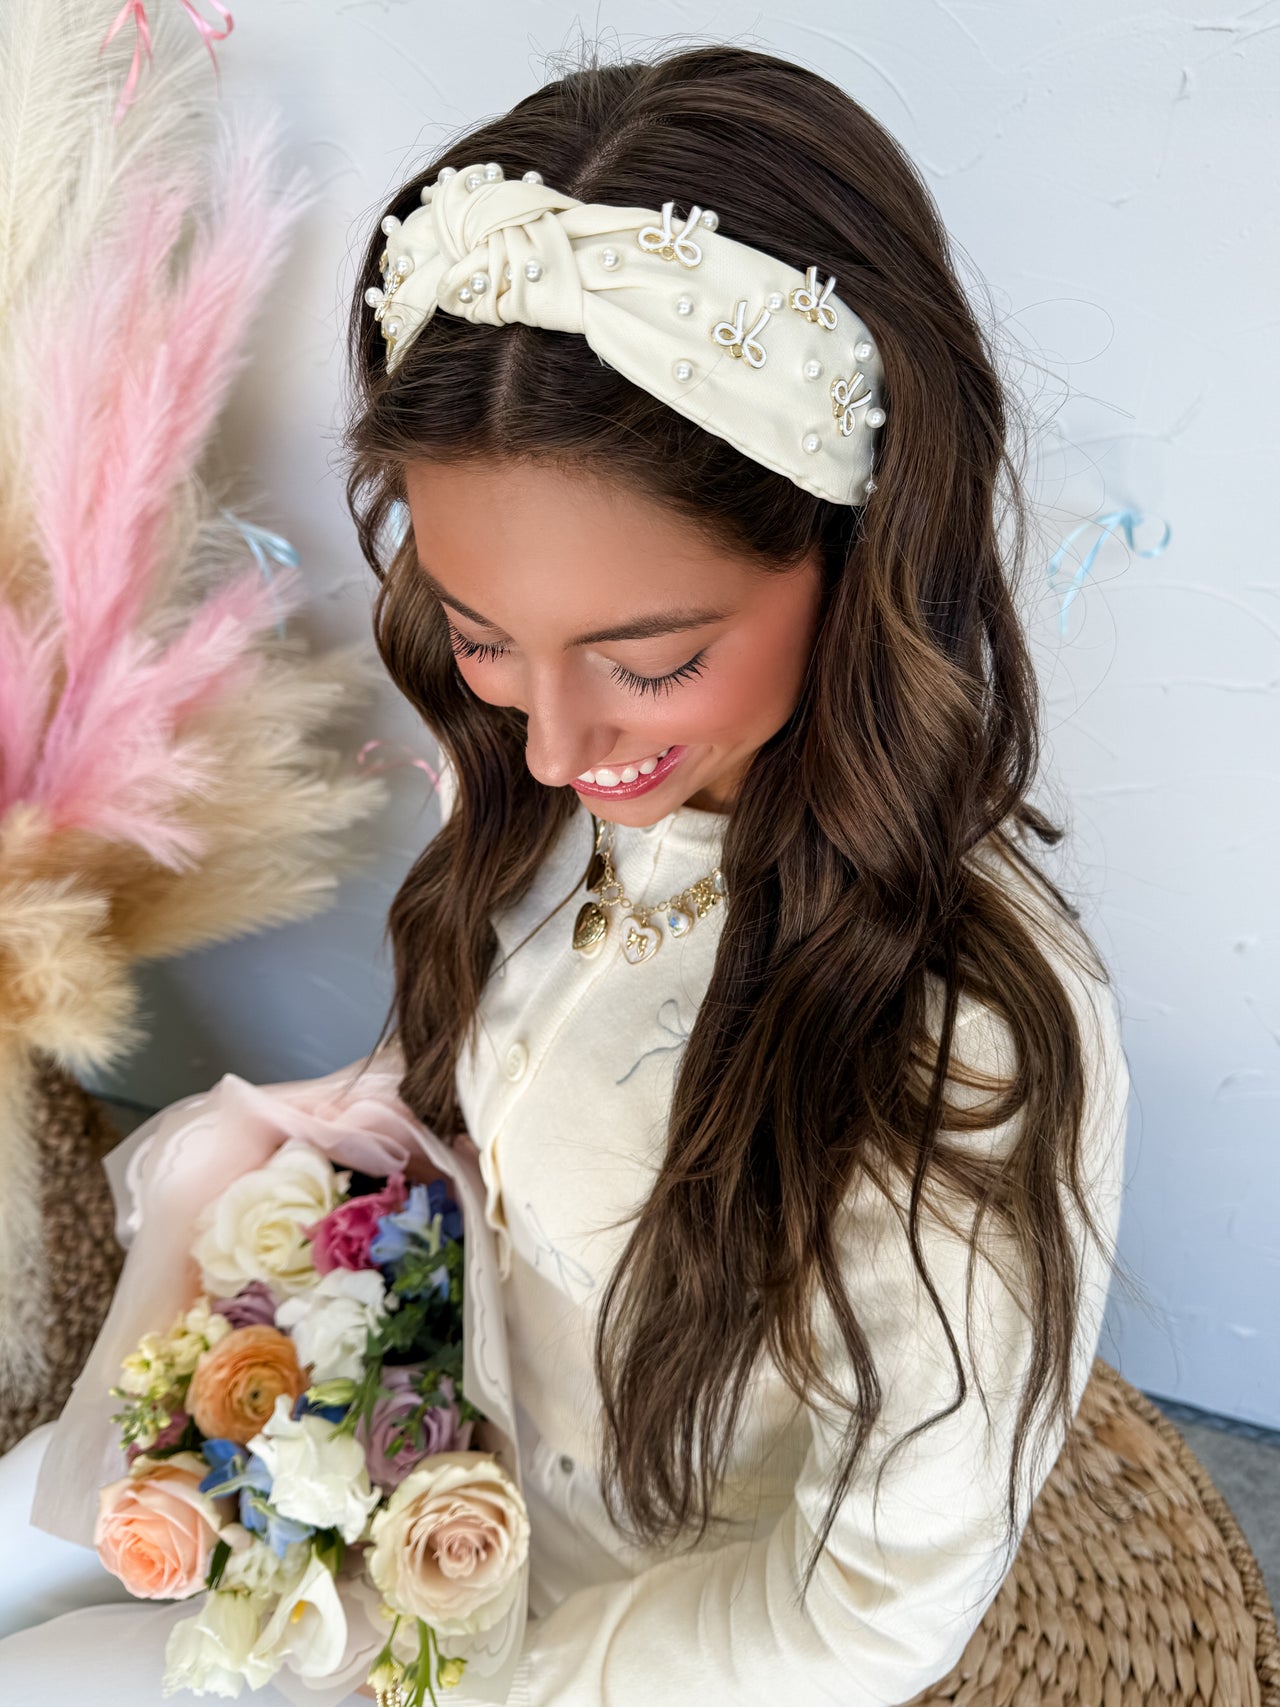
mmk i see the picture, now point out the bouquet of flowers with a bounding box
[30,1054,529,1706]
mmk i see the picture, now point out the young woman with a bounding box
[0,39,1132,1707]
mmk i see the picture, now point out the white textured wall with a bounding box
[95,5,1279,1427]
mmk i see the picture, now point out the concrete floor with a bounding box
[96,1098,1279,1622]
[1145,1396,1280,1621]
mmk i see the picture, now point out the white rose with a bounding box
[248,1395,380,1545]
[274,1268,390,1384]
[162,1589,279,1698]
[248,1554,349,1681]
[192,1142,344,1298]
[366,1451,530,1637]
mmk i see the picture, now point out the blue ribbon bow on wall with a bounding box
[1047,507,1172,635]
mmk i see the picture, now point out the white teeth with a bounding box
[578,746,674,787]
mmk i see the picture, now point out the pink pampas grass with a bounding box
[0,6,387,1409]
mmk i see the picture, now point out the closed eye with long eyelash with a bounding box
[447,626,708,697]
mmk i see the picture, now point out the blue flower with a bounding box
[291,1393,348,1424]
[199,1440,314,1559]
[198,1438,248,1497]
[240,1476,316,1558]
[370,1179,462,1267]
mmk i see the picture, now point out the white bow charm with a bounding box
[637,201,705,267]
[831,371,875,435]
[711,299,772,368]
[790,265,839,331]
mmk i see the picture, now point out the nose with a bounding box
[521,669,617,790]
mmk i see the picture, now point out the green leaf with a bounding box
[205,1538,232,1591]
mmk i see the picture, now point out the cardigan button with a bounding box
[558,1454,575,1475]
[502,1040,529,1081]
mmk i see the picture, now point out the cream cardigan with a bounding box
[437,764,1132,1707]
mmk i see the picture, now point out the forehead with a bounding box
[403,458,763,611]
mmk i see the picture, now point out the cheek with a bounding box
[696,624,811,735]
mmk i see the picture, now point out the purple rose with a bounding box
[211,1281,278,1330]
[357,1367,473,1490]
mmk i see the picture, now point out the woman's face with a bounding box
[403,458,824,822]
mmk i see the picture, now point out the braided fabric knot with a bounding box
[365,161,887,507]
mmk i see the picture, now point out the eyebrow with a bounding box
[416,564,730,646]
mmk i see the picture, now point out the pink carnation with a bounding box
[306,1171,407,1274]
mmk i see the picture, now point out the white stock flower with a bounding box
[217,1523,309,1601]
[168,1297,234,1379]
[192,1142,344,1298]
[274,1267,390,1383]
[248,1395,380,1545]
[248,1554,349,1681]
[162,1590,279,1698]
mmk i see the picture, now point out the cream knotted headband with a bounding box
[365,160,886,508]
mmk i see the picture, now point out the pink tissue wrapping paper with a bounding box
[28,1048,526,1706]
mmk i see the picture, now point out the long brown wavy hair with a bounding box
[342,40,1140,1603]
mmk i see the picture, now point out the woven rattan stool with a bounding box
[908,1357,1279,1706]
[0,1054,124,1456]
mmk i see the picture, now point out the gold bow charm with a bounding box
[711,299,771,368]
[830,371,875,436]
[637,201,705,267]
[790,265,839,330]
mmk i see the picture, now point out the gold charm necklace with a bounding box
[571,816,726,965]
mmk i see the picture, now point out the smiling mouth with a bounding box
[571,745,686,798]
[575,746,671,787]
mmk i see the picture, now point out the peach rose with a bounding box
[186,1325,308,1445]
[95,1452,223,1599]
[366,1450,529,1637]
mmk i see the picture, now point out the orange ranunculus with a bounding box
[94,1452,222,1599]
[185,1324,308,1445]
